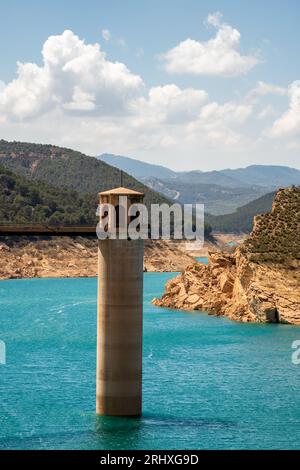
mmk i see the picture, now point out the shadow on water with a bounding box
[0,414,237,450]
[93,413,236,449]
[95,413,235,430]
[94,413,235,435]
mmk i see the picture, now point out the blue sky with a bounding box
[0,0,299,170]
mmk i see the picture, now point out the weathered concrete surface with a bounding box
[97,239,144,416]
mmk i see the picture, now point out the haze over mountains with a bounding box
[99,154,300,215]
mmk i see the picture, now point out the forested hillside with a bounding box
[205,191,276,233]
[0,140,169,208]
[0,164,97,225]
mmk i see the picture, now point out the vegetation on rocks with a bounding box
[241,186,300,262]
[153,187,300,324]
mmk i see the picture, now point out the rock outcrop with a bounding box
[153,187,300,324]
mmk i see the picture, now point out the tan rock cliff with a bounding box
[153,187,300,324]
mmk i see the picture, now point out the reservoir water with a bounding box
[195,257,209,264]
[0,271,300,449]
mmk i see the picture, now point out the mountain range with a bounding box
[0,141,211,236]
[99,154,300,215]
[0,140,298,234]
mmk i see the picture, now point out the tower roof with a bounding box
[99,186,144,196]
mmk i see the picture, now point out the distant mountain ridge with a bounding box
[220,165,300,188]
[99,153,176,179]
[98,153,300,188]
[1,142,298,234]
[142,176,268,215]
[99,153,300,215]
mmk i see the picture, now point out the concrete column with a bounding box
[96,238,144,416]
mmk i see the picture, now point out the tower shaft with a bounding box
[96,238,144,416]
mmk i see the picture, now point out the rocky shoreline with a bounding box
[153,187,300,324]
[0,237,196,280]
[153,250,300,324]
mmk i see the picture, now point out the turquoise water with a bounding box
[0,274,300,450]
[195,256,209,265]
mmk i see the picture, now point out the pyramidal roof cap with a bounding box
[99,186,144,196]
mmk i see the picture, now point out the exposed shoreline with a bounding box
[0,237,199,280]
[0,233,245,280]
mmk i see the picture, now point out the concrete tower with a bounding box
[96,187,145,416]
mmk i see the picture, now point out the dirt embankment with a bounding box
[0,237,196,280]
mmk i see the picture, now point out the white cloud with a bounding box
[199,101,252,124]
[63,86,96,111]
[130,84,208,124]
[101,28,127,48]
[268,80,300,137]
[286,140,300,150]
[186,100,253,147]
[0,30,143,120]
[258,104,277,119]
[101,29,111,41]
[0,28,299,170]
[249,80,287,97]
[160,12,260,77]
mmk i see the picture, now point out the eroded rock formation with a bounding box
[153,187,300,324]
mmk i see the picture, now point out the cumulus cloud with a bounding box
[199,101,252,124]
[160,12,260,77]
[0,30,143,120]
[63,86,96,111]
[269,80,300,137]
[130,84,208,124]
[258,105,277,120]
[0,27,298,170]
[186,100,253,147]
